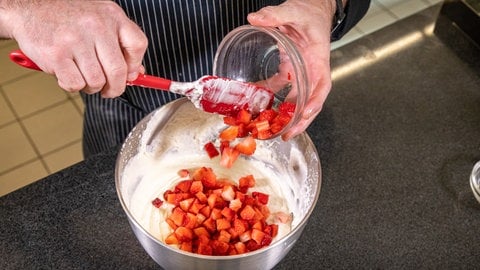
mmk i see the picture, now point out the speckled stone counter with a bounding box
[2,4,480,269]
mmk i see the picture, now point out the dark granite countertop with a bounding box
[2,4,480,269]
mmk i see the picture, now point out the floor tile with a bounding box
[0,123,37,172]
[355,11,399,36]
[72,94,85,114]
[43,141,83,173]
[0,90,16,126]
[22,102,83,155]
[0,160,48,197]
[388,0,430,20]
[0,40,33,84]
[2,73,67,118]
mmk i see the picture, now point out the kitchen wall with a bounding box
[0,0,443,196]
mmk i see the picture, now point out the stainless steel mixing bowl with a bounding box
[115,98,321,270]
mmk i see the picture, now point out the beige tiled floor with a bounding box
[0,0,443,197]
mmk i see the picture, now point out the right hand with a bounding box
[0,0,148,97]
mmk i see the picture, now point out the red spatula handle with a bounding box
[9,49,42,71]
[9,49,172,90]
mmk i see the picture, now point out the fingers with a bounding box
[282,77,331,141]
[119,21,149,82]
[10,1,147,98]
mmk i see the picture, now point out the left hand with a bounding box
[248,0,336,140]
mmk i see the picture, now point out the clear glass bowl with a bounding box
[470,161,480,203]
[213,25,309,138]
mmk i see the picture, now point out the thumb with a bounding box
[247,6,284,27]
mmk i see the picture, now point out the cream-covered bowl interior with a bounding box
[115,98,321,270]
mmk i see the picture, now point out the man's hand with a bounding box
[0,0,148,97]
[248,0,337,140]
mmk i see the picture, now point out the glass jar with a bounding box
[213,25,309,139]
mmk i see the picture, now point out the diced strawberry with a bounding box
[234,242,247,254]
[216,218,231,230]
[220,206,235,221]
[219,126,239,141]
[253,207,266,222]
[193,226,210,238]
[210,208,223,220]
[177,169,190,178]
[211,239,229,255]
[203,217,216,233]
[221,185,235,201]
[243,195,256,206]
[258,204,270,219]
[261,233,273,246]
[166,192,191,205]
[238,175,255,193]
[229,246,238,255]
[274,113,292,125]
[240,205,256,220]
[252,191,269,205]
[229,198,242,212]
[245,239,262,251]
[234,136,256,155]
[251,228,266,245]
[166,218,178,230]
[179,197,194,212]
[223,116,237,126]
[197,234,210,245]
[183,212,197,229]
[175,180,193,193]
[165,233,179,245]
[264,224,278,238]
[251,220,263,231]
[204,141,220,159]
[220,146,240,168]
[239,230,251,242]
[197,243,213,255]
[236,123,249,138]
[189,199,204,214]
[207,193,219,209]
[180,241,193,252]
[218,230,231,243]
[258,109,277,122]
[195,213,207,226]
[232,218,248,236]
[278,101,296,115]
[199,205,211,217]
[256,129,273,140]
[189,180,203,194]
[195,191,208,203]
[215,179,234,188]
[175,226,193,242]
[235,191,246,202]
[192,167,217,188]
[235,109,252,125]
[254,120,270,132]
[151,197,163,208]
[269,122,284,134]
[274,211,292,223]
[170,207,186,227]
[219,140,230,154]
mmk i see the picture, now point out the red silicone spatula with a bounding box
[9,50,274,116]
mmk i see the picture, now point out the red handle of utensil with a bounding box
[9,49,172,90]
[9,49,42,71]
